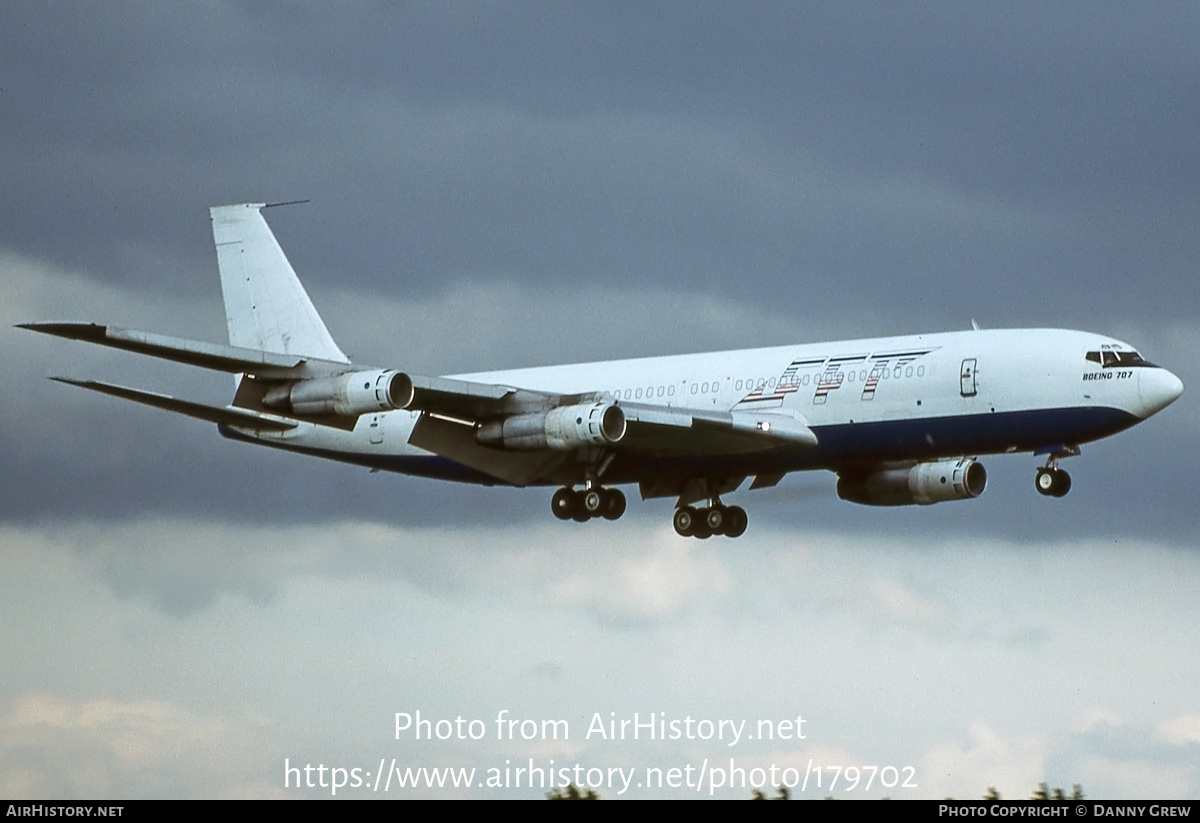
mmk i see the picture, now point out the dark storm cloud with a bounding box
[3,3,1198,322]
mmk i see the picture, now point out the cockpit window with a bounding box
[1085,350,1156,368]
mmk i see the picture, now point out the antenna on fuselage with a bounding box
[970,319,982,331]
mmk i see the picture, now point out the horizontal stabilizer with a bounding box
[19,323,356,379]
[50,377,298,432]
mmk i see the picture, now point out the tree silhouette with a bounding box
[548,783,599,800]
[1030,782,1083,801]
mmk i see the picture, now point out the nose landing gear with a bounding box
[1035,467,1071,497]
[1034,447,1077,497]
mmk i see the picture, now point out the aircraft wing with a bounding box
[618,402,818,455]
[19,323,354,379]
[51,377,298,432]
[402,374,543,420]
[20,322,545,417]
[23,322,818,486]
[404,388,818,487]
[395,378,819,456]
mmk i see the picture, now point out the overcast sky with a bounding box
[2,2,1197,799]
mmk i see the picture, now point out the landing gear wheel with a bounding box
[673,503,749,538]
[1051,469,1071,497]
[705,505,726,534]
[724,505,748,538]
[582,488,605,516]
[553,486,626,523]
[1035,468,1071,497]
[551,487,576,520]
[1035,468,1055,495]
[602,488,626,520]
[673,506,698,537]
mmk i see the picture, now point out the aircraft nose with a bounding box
[1137,368,1184,418]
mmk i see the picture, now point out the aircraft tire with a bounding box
[705,505,726,534]
[602,488,626,520]
[1036,467,1072,497]
[582,489,605,516]
[673,506,697,537]
[551,487,576,520]
[725,506,748,538]
[1035,468,1056,496]
[1051,469,1071,497]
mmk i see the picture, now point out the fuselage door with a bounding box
[960,358,978,397]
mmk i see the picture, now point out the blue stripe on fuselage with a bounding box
[220,405,1140,487]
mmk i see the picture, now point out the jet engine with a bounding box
[837,458,987,506]
[262,369,414,417]
[476,402,626,450]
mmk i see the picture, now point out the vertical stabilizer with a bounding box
[210,203,350,363]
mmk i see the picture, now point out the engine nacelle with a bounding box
[476,402,626,450]
[263,370,414,417]
[837,458,987,506]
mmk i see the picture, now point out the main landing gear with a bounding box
[1034,449,1075,498]
[672,501,748,539]
[551,485,626,522]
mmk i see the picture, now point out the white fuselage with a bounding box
[229,327,1181,487]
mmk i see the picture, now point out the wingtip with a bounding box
[16,322,108,342]
[263,198,311,209]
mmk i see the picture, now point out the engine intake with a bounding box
[476,402,626,450]
[837,458,987,506]
[263,370,414,417]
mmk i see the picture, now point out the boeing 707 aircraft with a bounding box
[22,203,1184,538]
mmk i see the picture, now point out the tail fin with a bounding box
[210,203,350,363]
